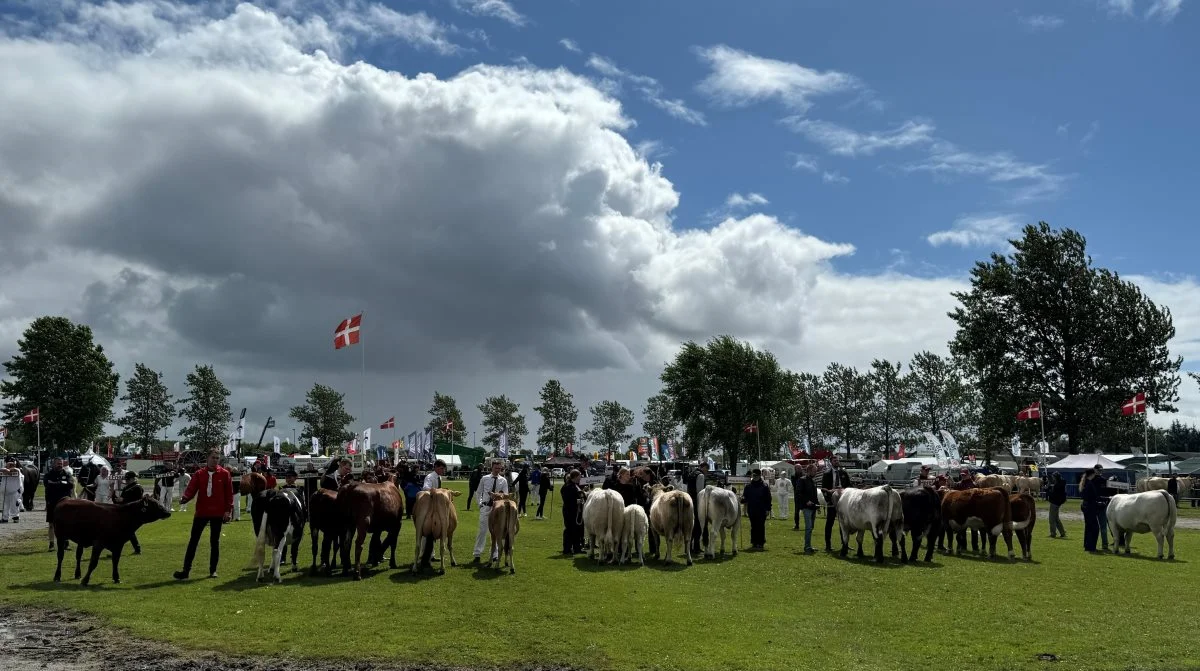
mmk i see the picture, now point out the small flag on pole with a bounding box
[273,436,281,454]
[1016,400,1041,421]
[236,408,247,440]
[311,436,320,456]
[1121,392,1146,416]
[22,408,39,423]
[742,422,758,433]
[381,417,395,430]
[362,427,371,451]
[173,441,180,452]
[334,314,362,349]
[498,430,509,459]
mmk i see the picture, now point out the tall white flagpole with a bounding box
[360,309,366,433]
[1038,397,1046,446]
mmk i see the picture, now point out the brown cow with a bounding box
[1008,492,1037,561]
[338,479,404,579]
[53,496,171,585]
[411,488,461,574]
[308,488,343,576]
[941,487,1014,559]
[488,493,519,573]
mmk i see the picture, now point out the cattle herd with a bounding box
[36,467,1182,588]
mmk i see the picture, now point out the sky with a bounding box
[0,0,1197,450]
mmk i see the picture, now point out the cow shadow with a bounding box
[1105,551,1186,563]
[132,578,193,590]
[388,568,445,584]
[571,556,621,572]
[469,565,510,580]
[8,580,89,591]
[644,560,691,572]
[835,553,907,569]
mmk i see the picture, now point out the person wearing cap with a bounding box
[423,459,446,491]
[742,469,772,550]
[113,471,145,554]
[917,465,934,487]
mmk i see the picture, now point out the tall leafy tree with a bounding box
[1,316,119,450]
[792,372,824,452]
[641,393,679,443]
[477,394,527,451]
[534,379,578,453]
[866,359,911,456]
[950,223,1181,452]
[660,335,787,469]
[426,391,466,445]
[583,400,634,459]
[116,363,174,456]
[906,351,973,437]
[818,362,871,459]
[289,383,354,453]
[177,365,231,451]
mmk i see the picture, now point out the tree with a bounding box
[642,393,679,443]
[866,359,910,457]
[426,391,466,445]
[477,394,527,451]
[177,365,231,451]
[583,400,634,458]
[791,372,824,452]
[906,351,974,437]
[1,316,119,450]
[289,383,354,454]
[950,223,1181,453]
[660,335,788,469]
[534,379,578,453]
[116,363,174,456]
[818,363,871,459]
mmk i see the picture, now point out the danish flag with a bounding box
[444,420,454,431]
[743,422,758,433]
[1121,392,1146,416]
[22,407,39,423]
[380,417,395,430]
[334,314,362,350]
[1016,401,1041,421]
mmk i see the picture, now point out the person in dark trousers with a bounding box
[536,469,552,520]
[174,451,234,580]
[560,469,584,554]
[794,464,819,553]
[1047,472,1068,538]
[687,463,710,554]
[1079,469,1101,552]
[43,457,73,552]
[820,457,850,552]
[516,465,530,517]
[1094,467,1111,550]
[634,467,660,558]
[466,464,483,511]
[1167,475,1179,507]
[742,469,772,549]
[113,471,145,554]
[77,461,99,501]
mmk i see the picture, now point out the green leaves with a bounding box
[582,400,634,457]
[117,363,174,455]
[534,379,577,452]
[1,316,118,449]
[177,365,231,451]
[477,394,526,450]
[426,391,466,445]
[289,383,353,453]
[641,393,678,443]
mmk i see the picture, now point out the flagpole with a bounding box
[754,420,762,462]
[360,309,366,433]
[1038,397,1046,446]
[1144,406,1149,476]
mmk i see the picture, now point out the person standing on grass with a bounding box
[43,457,73,552]
[1167,475,1179,507]
[536,468,552,520]
[423,459,446,491]
[560,469,584,554]
[114,471,145,555]
[157,466,178,511]
[794,464,819,553]
[687,462,709,555]
[516,465,530,517]
[177,468,192,512]
[473,459,509,563]
[820,456,850,552]
[1079,469,1101,553]
[1047,472,1067,538]
[174,450,234,580]
[466,463,482,511]
[1094,466,1111,551]
[743,469,772,550]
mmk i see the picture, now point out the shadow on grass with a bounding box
[387,567,446,584]
[1105,550,1186,563]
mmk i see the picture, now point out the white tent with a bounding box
[435,454,462,469]
[1044,454,1127,470]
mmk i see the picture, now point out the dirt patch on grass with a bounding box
[0,606,575,671]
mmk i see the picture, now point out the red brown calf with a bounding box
[53,496,171,585]
[940,487,1014,559]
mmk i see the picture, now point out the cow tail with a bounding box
[252,504,270,568]
[606,496,620,551]
[882,484,894,539]
[674,494,683,539]
[1160,490,1178,530]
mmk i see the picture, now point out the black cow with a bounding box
[21,464,39,512]
[899,486,941,562]
[253,489,307,583]
[53,496,171,585]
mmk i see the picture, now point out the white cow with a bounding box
[832,485,904,563]
[619,504,649,566]
[772,476,793,520]
[648,485,694,566]
[697,485,740,558]
[582,488,625,564]
[1107,490,1177,560]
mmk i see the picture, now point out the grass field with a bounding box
[2,480,1198,671]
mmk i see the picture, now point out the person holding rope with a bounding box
[113,471,144,555]
[535,467,553,520]
[473,459,509,563]
[560,469,584,555]
[820,456,850,552]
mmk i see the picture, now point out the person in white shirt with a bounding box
[473,459,509,562]
[1,460,24,523]
[422,460,446,491]
[773,471,792,520]
[92,466,114,504]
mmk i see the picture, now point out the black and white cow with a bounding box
[899,486,941,563]
[253,489,307,583]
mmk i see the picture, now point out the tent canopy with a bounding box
[1045,454,1127,470]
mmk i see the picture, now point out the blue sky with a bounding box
[364,0,1197,276]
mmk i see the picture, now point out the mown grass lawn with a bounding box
[2,480,1198,671]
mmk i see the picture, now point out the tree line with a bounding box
[0,224,1192,464]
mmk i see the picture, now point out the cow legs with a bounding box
[272,539,285,583]
[1002,526,1014,560]
[923,527,937,562]
[81,543,102,586]
[856,530,866,559]
[412,535,425,573]
[74,542,85,580]
[1153,530,1164,559]
[352,527,367,580]
[110,546,123,584]
[684,531,693,566]
[872,530,885,563]
[1166,528,1175,560]
[309,527,320,573]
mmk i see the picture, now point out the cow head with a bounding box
[492,493,511,501]
[138,494,172,523]
[446,489,462,498]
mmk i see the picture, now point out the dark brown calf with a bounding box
[308,488,343,575]
[53,497,171,585]
[1008,492,1037,560]
[940,487,1014,559]
[338,481,404,579]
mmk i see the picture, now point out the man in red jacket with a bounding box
[174,450,234,580]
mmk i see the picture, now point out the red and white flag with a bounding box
[897,442,906,459]
[334,314,362,350]
[22,407,39,423]
[1121,392,1146,416]
[1016,400,1041,421]
[380,417,395,430]
[743,422,758,433]
[444,420,454,431]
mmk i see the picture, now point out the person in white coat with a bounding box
[177,470,192,511]
[773,471,792,520]
[473,459,509,562]
[1,460,24,523]
[91,466,114,504]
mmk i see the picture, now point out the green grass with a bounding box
[3,481,1199,671]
